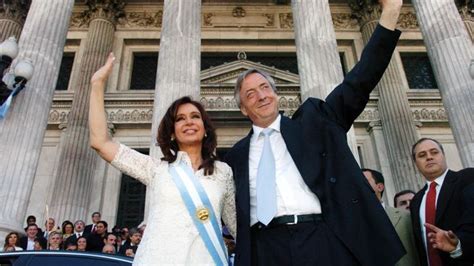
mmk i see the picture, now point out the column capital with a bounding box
[455,0,473,21]
[348,0,381,27]
[82,0,126,26]
[367,120,382,133]
[0,0,31,25]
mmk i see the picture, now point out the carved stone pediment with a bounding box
[201,59,300,85]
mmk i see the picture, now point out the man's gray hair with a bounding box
[234,68,277,108]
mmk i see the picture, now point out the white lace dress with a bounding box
[111,143,236,265]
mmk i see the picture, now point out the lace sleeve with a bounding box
[220,162,237,239]
[110,143,160,186]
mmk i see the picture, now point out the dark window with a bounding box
[130,53,158,90]
[55,53,75,91]
[201,53,299,74]
[400,53,438,89]
[339,52,347,76]
[116,149,147,228]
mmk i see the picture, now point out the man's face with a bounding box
[27,217,36,225]
[239,73,279,128]
[414,140,448,181]
[92,213,101,223]
[96,223,106,235]
[49,234,61,245]
[130,233,142,245]
[46,219,55,231]
[27,226,38,238]
[103,245,115,254]
[105,234,117,245]
[395,193,415,210]
[363,171,384,200]
[74,221,85,232]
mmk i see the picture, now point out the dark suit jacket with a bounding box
[83,224,94,237]
[86,232,105,252]
[19,236,46,250]
[410,168,474,266]
[225,25,404,266]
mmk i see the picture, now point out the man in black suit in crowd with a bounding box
[20,224,45,250]
[65,219,86,246]
[86,220,108,252]
[225,0,405,265]
[83,211,101,237]
[410,138,474,266]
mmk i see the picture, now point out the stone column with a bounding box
[455,0,473,41]
[49,0,125,223]
[350,2,423,192]
[367,121,397,206]
[0,0,31,42]
[0,0,74,240]
[411,0,474,167]
[147,0,201,219]
[150,0,201,151]
[291,0,360,162]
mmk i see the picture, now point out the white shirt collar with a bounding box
[425,168,449,188]
[252,114,281,137]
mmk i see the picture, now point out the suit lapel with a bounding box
[436,170,456,224]
[234,131,252,224]
[386,207,402,228]
[280,115,320,186]
[280,116,305,178]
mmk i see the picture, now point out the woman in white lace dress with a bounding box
[89,53,236,265]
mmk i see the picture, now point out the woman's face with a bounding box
[65,224,73,234]
[7,234,17,246]
[77,238,87,250]
[174,103,205,149]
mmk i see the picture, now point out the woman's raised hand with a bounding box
[91,52,115,85]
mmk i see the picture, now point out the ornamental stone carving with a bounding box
[264,13,275,26]
[455,0,473,20]
[77,0,126,26]
[232,7,246,18]
[0,0,31,24]
[348,0,381,25]
[397,12,419,29]
[121,10,163,28]
[332,13,359,30]
[203,13,213,26]
[279,13,293,29]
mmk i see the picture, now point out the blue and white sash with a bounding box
[0,83,24,119]
[169,162,227,265]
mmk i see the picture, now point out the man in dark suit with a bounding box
[84,211,101,236]
[410,138,474,266]
[362,168,420,266]
[20,224,45,250]
[65,219,86,246]
[86,220,108,252]
[225,0,405,265]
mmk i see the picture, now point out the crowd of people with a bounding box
[1,212,146,258]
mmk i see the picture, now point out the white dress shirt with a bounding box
[249,115,322,225]
[27,238,35,250]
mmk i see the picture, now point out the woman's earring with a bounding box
[204,133,208,138]
[171,135,175,141]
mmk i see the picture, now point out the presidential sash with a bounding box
[169,162,227,265]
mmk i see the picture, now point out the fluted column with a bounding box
[367,121,397,206]
[291,0,360,162]
[0,0,31,42]
[49,0,125,223]
[150,0,201,154]
[411,0,474,167]
[0,0,74,240]
[147,0,201,219]
[350,2,423,192]
[455,0,474,41]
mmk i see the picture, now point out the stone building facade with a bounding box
[0,0,472,242]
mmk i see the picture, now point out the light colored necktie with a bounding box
[256,128,277,225]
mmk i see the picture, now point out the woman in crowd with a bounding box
[76,236,87,252]
[61,220,74,242]
[2,232,23,252]
[89,53,236,265]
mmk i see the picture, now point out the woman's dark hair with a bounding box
[157,96,217,175]
[3,232,20,250]
[61,220,74,234]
